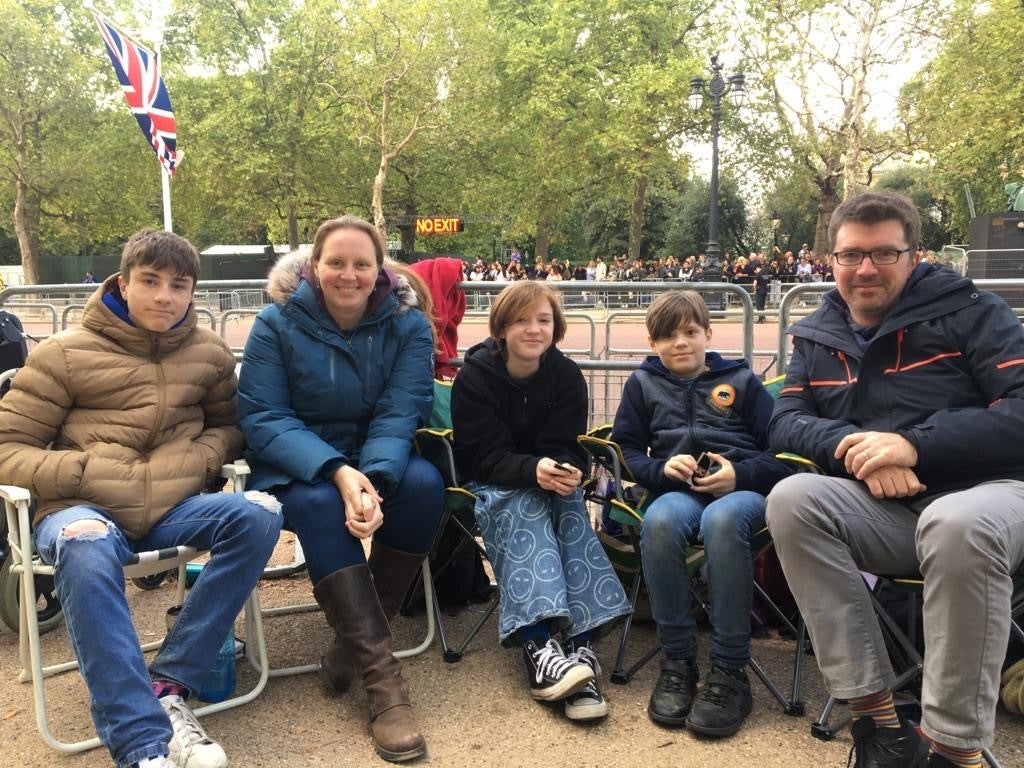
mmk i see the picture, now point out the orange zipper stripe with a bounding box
[886,351,962,374]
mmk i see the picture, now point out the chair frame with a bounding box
[1,483,270,754]
[578,431,807,716]
[805,573,1023,768]
[411,427,499,663]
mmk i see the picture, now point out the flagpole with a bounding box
[152,3,172,233]
[161,165,172,232]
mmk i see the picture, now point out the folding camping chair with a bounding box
[411,379,499,662]
[577,430,808,715]
[0,483,270,754]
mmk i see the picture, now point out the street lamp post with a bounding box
[690,54,746,276]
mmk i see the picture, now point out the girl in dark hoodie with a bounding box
[451,281,630,722]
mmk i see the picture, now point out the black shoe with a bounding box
[849,716,929,768]
[522,638,594,702]
[647,658,698,727]
[685,666,753,738]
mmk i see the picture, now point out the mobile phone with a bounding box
[554,462,575,474]
[691,452,713,480]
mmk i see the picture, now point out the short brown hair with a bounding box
[488,281,566,349]
[645,290,710,339]
[120,228,200,286]
[827,191,921,253]
[311,215,386,269]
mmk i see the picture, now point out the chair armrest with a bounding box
[774,453,825,474]
[0,485,32,504]
[414,428,459,488]
[220,460,251,492]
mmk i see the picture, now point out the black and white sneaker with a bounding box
[522,638,594,701]
[563,643,607,720]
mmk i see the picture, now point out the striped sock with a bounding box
[931,743,983,768]
[151,679,185,699]
[848,688,899,729]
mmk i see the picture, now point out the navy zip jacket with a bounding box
[451,338,588,487]
[769,263,1024,495]
[612,352,792,496]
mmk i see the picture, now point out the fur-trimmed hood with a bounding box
[266,250,419,314]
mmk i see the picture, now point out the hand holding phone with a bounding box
[554,462,576,474]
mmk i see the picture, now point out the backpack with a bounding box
[0,310,27,396]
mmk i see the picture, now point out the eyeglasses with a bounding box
[830,249,910,266]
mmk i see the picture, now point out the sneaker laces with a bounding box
[566,645,602,677]
[162,696,215,750]
[658,666,694,694]
[566,645,602,698]
[698,669,743,709]
[531,639,581,685]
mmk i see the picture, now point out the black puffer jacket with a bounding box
[451,339,588,487]
[770,264,1024,494]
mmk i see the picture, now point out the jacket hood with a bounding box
[791,263,977,348]
[266,250,419,314]
[464,337,567,383]
[80,274,197,359]
[640,351,746,380]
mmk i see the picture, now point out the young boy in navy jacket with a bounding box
[611,290,791,738]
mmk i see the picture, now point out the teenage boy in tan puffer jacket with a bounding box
[0,229,282,768]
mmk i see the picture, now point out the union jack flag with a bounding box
[94,13,181,176]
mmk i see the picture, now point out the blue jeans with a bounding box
[468,484,631,646]
[274,454,445,585]
[641,489,766,668]
[33,493,283,768]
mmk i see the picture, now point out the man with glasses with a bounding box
[766,191,1024,768]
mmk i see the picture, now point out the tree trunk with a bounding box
[13,177,39,285]
[628,172,648,263]
[535,217,552,263]
[372,157,389,241]
[401,199,416,256]
[812,187,838,256]
[287,203,299,251]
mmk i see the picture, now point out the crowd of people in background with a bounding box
[461,245,963,287]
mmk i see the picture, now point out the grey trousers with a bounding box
[766,474,1024,749]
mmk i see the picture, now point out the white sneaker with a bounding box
[135,757,179,768]
[160,695,228,768]
[564,645,608,720]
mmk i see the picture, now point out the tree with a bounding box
[662,176,748,262]
[323,0,484,240]
[174,0,354,250]
[875,165,957,249]
[736,0,945,253]
[0,0,106,282]
[903,0,1024,234]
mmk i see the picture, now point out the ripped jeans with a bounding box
[33,492,283,768]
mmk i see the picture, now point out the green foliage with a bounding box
[0,0,999,280]
[661,177,748,260]
[903,0,1024,234]
[875,165,959,249]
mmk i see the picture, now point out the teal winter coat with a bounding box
[237,252,435,493]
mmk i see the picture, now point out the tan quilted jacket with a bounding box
[0,277,244,539]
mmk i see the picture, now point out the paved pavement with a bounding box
[3,534,1024,767]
